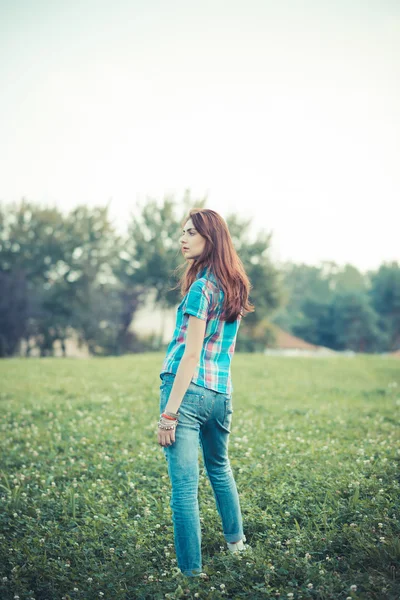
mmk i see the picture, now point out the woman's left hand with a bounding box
[157,421,177,447]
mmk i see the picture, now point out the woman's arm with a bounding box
[164,315,206,414]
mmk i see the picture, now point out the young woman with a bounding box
[157,208,254,577]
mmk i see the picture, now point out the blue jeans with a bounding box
[159,372,245,577]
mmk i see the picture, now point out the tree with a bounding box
[0,270,28,356]
[0,200,66,355]
[118,192,208,348]
[121,192,207,305]
[331,264,367,294]
[0,200,123,356]
[369,262,400,351]
[224,213,283,351]
[332,292,387,352]
[61,205,123,353]
[292,299,336,349]
[120,194,283,351]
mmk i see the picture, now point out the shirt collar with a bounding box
[196,266,217,284]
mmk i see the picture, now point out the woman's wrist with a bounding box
[158,412,179,430]
[163,410,179,418]
[162,412,178,420]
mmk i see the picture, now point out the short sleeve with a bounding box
[184,280,210,321]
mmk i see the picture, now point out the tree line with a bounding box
[273,261,399,353]
[0,196,398,357]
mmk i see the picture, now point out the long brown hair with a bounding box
[177,208,255,323]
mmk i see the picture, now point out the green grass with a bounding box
[0,354,399,600]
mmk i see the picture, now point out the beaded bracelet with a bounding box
[158,419,178,430]
[158,411,179,431]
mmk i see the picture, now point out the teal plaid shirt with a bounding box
[160,266,241,397]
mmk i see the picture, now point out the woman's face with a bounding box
[180,218,206,260]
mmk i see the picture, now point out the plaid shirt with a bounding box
[160,266,241,397]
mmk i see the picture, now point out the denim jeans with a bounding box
[159,372,245,577]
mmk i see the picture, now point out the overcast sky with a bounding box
[0,0,399,272]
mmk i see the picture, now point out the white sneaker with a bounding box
[226,535,247,553]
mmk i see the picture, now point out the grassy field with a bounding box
[0,354,399,600]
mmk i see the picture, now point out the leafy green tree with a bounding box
[0,200,65,282]
[273,262,370,334]
[61,205,123,353]
[117,192,208,348]
[0,201,123,356]
[0,200,66,355]
[121,192,207,306]
[0,270,28,356]
[120,194,283,351]
[331,264,367,294]
[224,213,283,351]
[272,262,335,333]
[292,299,336,349]
[369,262,400,351]
[332,292,387,352]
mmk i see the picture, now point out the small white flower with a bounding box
[350,584,357,592]
[307,583,313,589]
[287,594,294,599]
[220,583,225,589]
[87,577,93,582]
[109,547,115,553]
[378,523,383,528]
[73,588,78,592]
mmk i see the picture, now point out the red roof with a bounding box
[270,325,321,350]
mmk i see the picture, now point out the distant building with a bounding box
[265,324,336,356]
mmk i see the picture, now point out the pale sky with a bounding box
[0,0,399,272]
